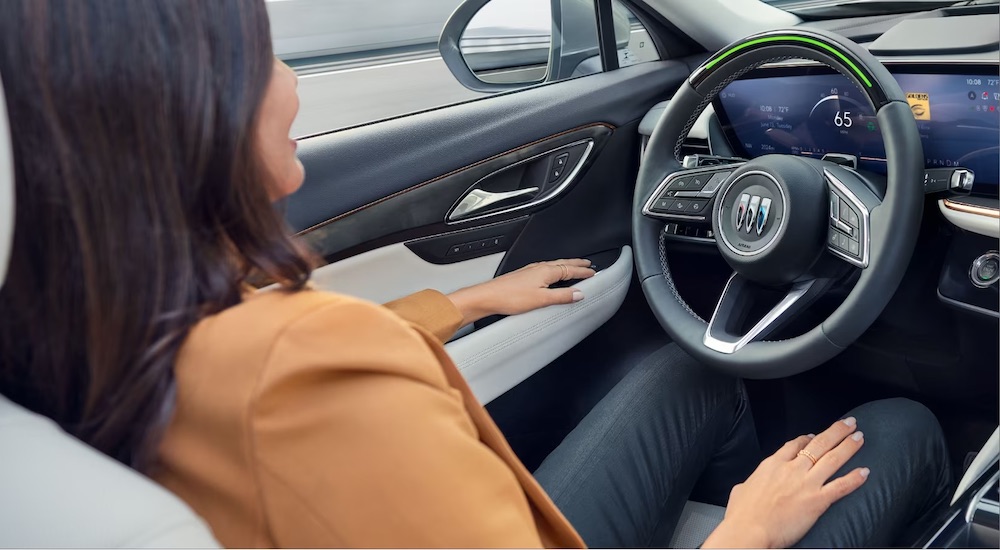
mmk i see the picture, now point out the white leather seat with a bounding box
[0,69,219,548]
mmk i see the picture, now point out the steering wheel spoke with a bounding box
[823,166,881,269]
[704,274,832,354]
[641,165,741,223]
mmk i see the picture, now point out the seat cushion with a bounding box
[0,395,219,548]
[669,500,727,549]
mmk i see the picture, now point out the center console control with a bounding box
[919,429,999,548]
[925,167,975,194]
[970,252,1000,288]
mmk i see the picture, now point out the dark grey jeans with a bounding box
[533,344,952,548]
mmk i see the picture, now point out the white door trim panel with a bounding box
[308,242,504,305]
[447,247,633,404]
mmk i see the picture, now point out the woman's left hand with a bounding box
[447,259,596,326]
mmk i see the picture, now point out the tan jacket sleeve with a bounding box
[382,289,464,342]
[249,298,544,548]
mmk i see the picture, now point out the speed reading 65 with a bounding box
[834,110,853,128]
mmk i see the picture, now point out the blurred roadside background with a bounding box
[265,0,655,136]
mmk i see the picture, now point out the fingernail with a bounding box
[572,291,584,302]
[843,416,857,427]
[851,431,864,442]
[807,433,816,439]
[859,468,871,479]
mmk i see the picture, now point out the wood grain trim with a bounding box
[942,199,1000,219]
[296,122,616,236]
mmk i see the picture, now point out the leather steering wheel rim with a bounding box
[632,28,924,379]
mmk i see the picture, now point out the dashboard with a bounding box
[715,66,1000,195]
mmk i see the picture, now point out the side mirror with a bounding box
[439,0,631,93]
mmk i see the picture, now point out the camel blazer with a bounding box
[154,287,585,548]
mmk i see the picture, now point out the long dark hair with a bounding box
[0,0,313,471]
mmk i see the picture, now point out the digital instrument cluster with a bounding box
[715,69,1000,194]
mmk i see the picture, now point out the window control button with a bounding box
[445,236,504,257]
[554,153,569,168]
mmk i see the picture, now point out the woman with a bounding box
[0,1,951,548]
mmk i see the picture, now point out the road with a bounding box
[293,55,488,137]
[290,27,656,137]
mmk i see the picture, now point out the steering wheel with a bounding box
[633,28,924,379]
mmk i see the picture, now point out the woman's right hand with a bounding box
[703,417,870,549]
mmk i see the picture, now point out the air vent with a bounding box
[681,137,710,157]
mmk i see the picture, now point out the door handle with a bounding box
[450,187,539,221]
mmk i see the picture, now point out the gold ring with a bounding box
[797,449,819,466]
[559,264,569,280]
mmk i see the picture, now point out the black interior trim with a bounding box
[285,61,688,233]
[595,0,620,72]
[300,125,613,262]
[404,217,529,266]
[497,120,644,276]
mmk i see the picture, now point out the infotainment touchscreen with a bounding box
[715,70,1000,194]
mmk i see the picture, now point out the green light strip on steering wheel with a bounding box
[704,36,873,88]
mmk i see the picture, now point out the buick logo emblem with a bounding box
[736,193,773,236]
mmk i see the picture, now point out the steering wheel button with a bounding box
[833,218,854,237]
[830,195,840,220]
[688,175,708,191]
[671,178,691,190]
[848,239,860,256]
[690,200,707,212]
[654,198,672,211]
[839,198,851,222]
[828,231,846,251]
[700,172,730,196]
[847,208,860,228]
[669,199,691,212]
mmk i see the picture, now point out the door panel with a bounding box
[285,61,687,233]
[299,124,612,262]
[285,60,688,401]
[446,246,632,403]
[309,244,505,306]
